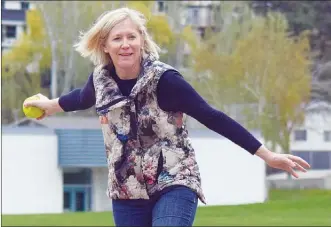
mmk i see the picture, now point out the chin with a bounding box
[118,61,138,68]
[118,63,134,69]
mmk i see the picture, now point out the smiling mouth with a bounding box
[119,53,133,56]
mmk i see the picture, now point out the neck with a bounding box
[115,64,141,80]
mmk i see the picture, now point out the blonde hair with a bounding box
[74,7,161,66]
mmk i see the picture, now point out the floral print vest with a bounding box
[93,55,206,204]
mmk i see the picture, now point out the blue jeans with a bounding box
[112,186,198,226]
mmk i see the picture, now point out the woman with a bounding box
[24,8,310,227]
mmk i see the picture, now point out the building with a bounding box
[291,102,331,169]
[153,0,331,169]
[180,0,219,39]
[3,116,267,215]
[3,101,330,215]
[1,1,34,53]
[190,100,331,170]
[152,0,220,70]
[154,1,219,39]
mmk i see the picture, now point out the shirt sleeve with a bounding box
[156,70,262,155]
[58,73,96,112]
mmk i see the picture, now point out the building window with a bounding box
[311,151,330,169]
[5,25,17,38]
[198,27,206,39]
[192,8,199,24]
[4,65,10,73]
[324,131,331,142]
[294,130,307,141]
[21,1,30,10]
[157,1,166,13]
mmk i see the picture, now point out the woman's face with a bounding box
[104,18,143,70]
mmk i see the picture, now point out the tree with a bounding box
[35,1,176,100]
[190,3,312,165]
[2,9,51,124]
[249,1,331,104]
[188,1,258,113]
[249,1,331,62]
[311,61,331,103]
[146,1,200,69]
[162,1,185,68]
[124,1,175,56]
[35,1,119,98]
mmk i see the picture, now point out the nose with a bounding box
[121,38,130,49]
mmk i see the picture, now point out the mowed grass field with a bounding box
[2,189,331,226]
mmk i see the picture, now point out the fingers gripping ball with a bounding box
[22,96,45,119]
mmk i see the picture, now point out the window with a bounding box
[197,27,206,39]
[292,151,331,170]
[294,130,307,141]
[324,131,331,142]
[291,151,311,164]
[157,1,166,13]
[5,25,17,38]
[4,65,10,73]
[311,152,330,169]
[192,8,199,24]
[21,1,29,10]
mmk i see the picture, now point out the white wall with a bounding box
[291,111,331,151]
[4,1,21,10]
[2,129,63,215]
[192,137,267,206]
[3,1,35,10]
[92,168,113,212]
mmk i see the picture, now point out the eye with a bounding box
[113,37,120,41]
[129,35,136,40]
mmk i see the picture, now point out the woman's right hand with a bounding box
[23,93,64,120]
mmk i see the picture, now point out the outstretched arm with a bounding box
[58,73,96,111]
[24,73,96,119]
[156,70,310,177]
[157,70,262,155]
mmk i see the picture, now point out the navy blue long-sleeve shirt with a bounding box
[59,70,262,155]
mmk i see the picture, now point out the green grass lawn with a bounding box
[2,189,331,226]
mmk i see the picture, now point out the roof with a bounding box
[13,102,327,130]
[2,126,55,135]
[9,116,261,139]
[1,9,26,21]
[306,101,331,113]
[11,116,101,129]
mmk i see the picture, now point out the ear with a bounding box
[103,45,108,53]
[102,38,109,53]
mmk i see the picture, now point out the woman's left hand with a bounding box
[256,146,311,178]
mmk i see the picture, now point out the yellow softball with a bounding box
[22,95,45,119]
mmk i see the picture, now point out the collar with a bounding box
[93,55,158,114]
